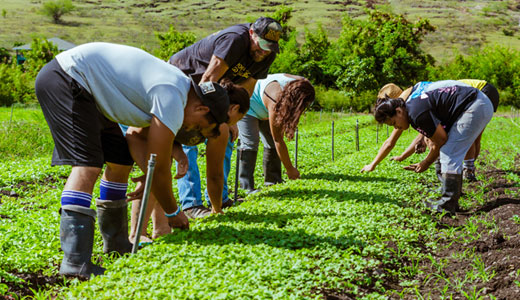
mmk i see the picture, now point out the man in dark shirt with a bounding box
[169,17,282,218]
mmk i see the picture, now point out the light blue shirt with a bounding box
[248,74,297,120]
[56,42,190,135]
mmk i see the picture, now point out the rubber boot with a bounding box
[434,159,443,183]
[239,150,258,193]
[96,199,133,255]
[263,147,283,186]
[425,173,462,215]
[59,205,105,279]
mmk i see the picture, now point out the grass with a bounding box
[1,1,520,62]
[1,108,519,298]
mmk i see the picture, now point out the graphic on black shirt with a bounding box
[406,85,478,138]
[168,23,275,84]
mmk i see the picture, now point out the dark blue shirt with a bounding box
[406,85,479,138]
[168,23,275,83]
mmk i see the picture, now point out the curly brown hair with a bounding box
[272,79,315,140]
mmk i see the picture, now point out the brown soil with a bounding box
[398,154,520,299]
[317,154,520,299]
[0,271,70,299]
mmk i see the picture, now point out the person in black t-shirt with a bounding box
[168,17,282,219]
[373,85,494,214]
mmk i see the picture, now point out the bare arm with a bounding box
[127,117,189,229]
[405,124,447,173]
[205,123,230,214]
[393,133,425,161]
[361,128,404,172]
[200,55,229,83]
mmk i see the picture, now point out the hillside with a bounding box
[2,0,520,62]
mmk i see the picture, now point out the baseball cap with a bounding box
[190,75,230,124]
[252,17,282,53]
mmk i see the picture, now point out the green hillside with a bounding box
[2,0,520,61]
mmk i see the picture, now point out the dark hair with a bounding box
[374,96,406,124]
[219,78,250,114]
[273,79,315,140]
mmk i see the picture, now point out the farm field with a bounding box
[1,108,519,299]
[2,0,520,61]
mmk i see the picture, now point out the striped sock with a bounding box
[99,179,128,200]
[463,159,475,170]
[61,190,92,208]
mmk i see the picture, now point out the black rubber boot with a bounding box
[434,159,443,183]
[263,147,283,186]
[239,150,258,193]
[96,199,133,255]
[425,173,462,215]
[59,205,105,279]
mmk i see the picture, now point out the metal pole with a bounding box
[319,109,322,121]
[294,127,298,169]
[376,124,379,144]
[234,139,240,202]
[331,121,334,161]
[386,124,389,137]
[8,104,14,129]
[356,119,359,151]
[132,153,157,254]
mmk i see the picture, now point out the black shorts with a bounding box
[481,83,499,112]
[35,59,134,168]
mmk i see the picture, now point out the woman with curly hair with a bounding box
[237,74,315,193]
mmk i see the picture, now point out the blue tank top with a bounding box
[248,74,297,120]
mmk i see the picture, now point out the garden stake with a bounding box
[386,124,389,137]
[234,139,240,202]
[132,153,157,254]
[8,104,13,129]
[356,119,359,151]
[376,124,379,144]
[295,127,298,169]
[331,121,334,161]
[319,109,322,121]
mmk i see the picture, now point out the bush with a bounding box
[430,45,520,108]
[154,25,197,61]
[40,0,75,24]
[0,64,33,106]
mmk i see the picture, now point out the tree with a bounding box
[154,25,197,61]
[40,0,75,24]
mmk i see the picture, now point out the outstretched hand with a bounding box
[172,143,188,179]
[403,162,429,173]
[360,164,375,173]
[126,174,146,201]
[167,211,189,230]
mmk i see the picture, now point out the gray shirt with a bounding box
[56,42,189,135]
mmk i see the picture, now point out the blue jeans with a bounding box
[440,91,494,174]
[176,139,233,210]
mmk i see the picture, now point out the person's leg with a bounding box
[205,139,234,207]
[236,115,261,193]
[129,195,154,243]
[433,92,494,213]
[35,59,105,278]
[96,162,134,254]
[259,119,282,186]
[151,199,171,239]
[177,145,210,218]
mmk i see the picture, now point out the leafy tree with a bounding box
[328,10,435,91]
[154,25,196,60]
[40,0,75,24]
[430,45,520,108]
[22,38,59,77]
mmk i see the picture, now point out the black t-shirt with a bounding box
[406,85,479,138]
[168,23,276,84]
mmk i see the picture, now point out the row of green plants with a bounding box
[1,109,519,299]
[2,7,520,109]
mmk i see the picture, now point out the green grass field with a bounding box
[1,108,519,299]
[2,0,520,61]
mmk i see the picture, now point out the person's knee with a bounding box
[104,163,132,182]
[66,166,102,192]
